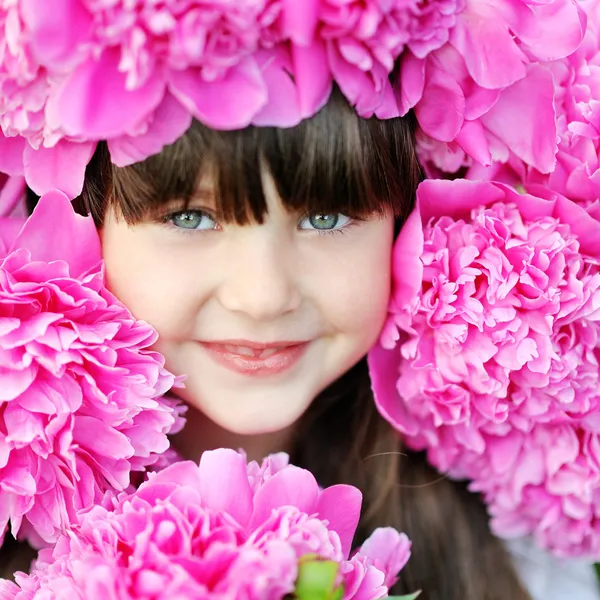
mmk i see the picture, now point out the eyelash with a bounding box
[157,210,357,236]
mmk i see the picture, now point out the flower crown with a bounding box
[0,0,587,199]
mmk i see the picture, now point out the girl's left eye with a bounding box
[298,213,352,232]
[168,210,218,231]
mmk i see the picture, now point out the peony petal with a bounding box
[72,416,135,460]
[415,67,465,141]
[455,120,492,166]
[23,140,95,199]
[368,342,421,437]
[169,58,268,130]
[281,0,320,45]
[199,448,253,527]
[0,176,26,218]
[315,485,362,559]
[0,365,38,401]
[47,48,166,139]
[13,189,100,276]
[504,0,587,61]
[292,41,333,119]
[250,466,319,529]
[417,178,504,222]
[357,528,411,588]
[481,64,557,174]
[450,4,528,88]
[251,48,303,127]
[0,135,26,177]
[397,53,426,115]
[108,93,192,167]
[21,0,93,70]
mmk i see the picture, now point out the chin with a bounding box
[196,389,313,436]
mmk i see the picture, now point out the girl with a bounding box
[0,3,597,593]
[7,88,591,599]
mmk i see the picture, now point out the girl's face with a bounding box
[100,169,395,435]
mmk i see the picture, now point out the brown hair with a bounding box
[6,89,530,599]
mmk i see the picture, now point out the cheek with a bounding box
[101,222,191,335]
[318,224,394,343]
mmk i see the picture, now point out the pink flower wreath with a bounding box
[369,178,600,559]
[0,0,587,200]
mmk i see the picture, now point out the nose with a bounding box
[216,230,302,321]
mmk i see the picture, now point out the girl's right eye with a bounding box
[167,210,218,231]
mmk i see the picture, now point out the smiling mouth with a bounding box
[221,344,288,359]
[197,341,309,376]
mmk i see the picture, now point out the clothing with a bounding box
[507,538,600,600]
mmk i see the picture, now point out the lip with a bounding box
[198,340,310,377]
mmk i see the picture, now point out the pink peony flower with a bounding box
[404,0,587,175]
[317,0,465,119]
[0,189,182,547]
[255,0,467,128]
[1,449,411,599]
[468,0,600,205]
[369,178,600,558]
[0,1,272,196]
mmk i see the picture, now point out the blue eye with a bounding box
[299,213,351,232]
[170,210,217,231]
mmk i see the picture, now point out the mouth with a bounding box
[197,340,310,377]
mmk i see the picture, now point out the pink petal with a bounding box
[391,206,424,310]
[357,528,411,588]
[23,140,95,198]
[0,365,38,401]
[0,176,26,218]
[367,342,421,437]
[199,449,253,527]
[450,6,527,88]
[415,68,465,141]
[251,48,303,127]
[455,120,492,166]
[21,0,93,70]
[315,485,362,559]
[13,189,101,276]
[328,44,383,116]
[292,41,333,118]
[143,460,202,489]
[0,219,26,255]
[108,93,192,167]
[397,53,425,115]
[73,416,135,459]
[481,64,557,174]
[169,58,268,130]
[418,178,505,222]
[374,82,401,119]
[0,579,20,598]
[0,135,26,177]
[48,48,166,138]
[464,87,500,121]
[281,0,320,45]
[250,466,319,530]
[504,0,587,61]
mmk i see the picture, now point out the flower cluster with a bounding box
[369,178,600,558]
[467,0,600,205]
[410,0,586,177]
[0,188,182,548]
[0,449,411,600]
[0,0,586,198]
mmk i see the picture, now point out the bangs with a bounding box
[79,89,422,227]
